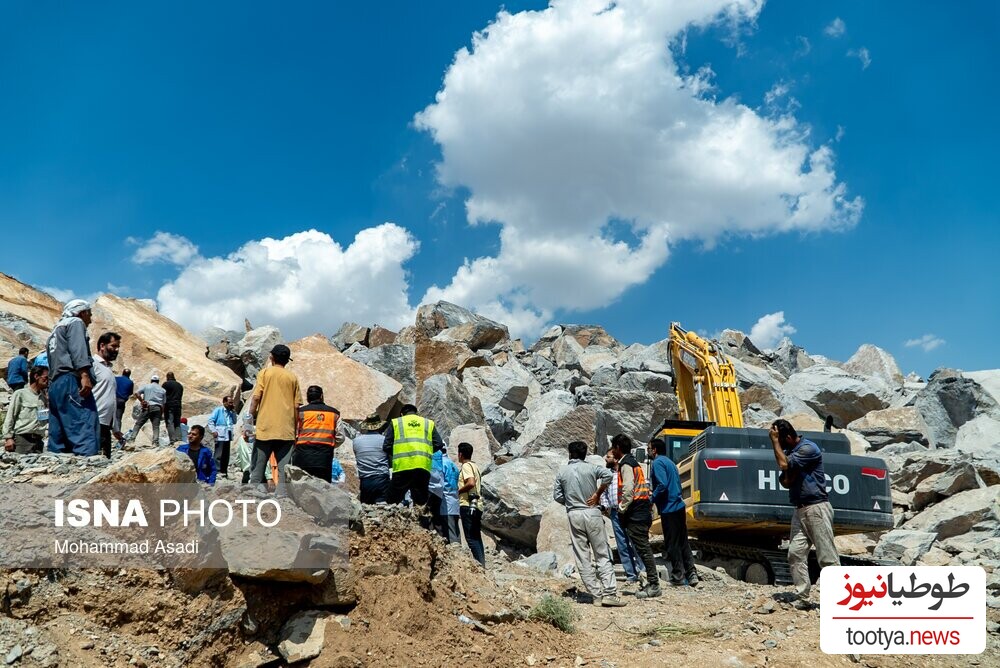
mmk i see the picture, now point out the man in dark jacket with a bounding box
[610,433,660,599]
[770,419,840,600]
[291,385,344,481]
[649,438,698,587]
[161,372,184,443]
[6,348,29,390]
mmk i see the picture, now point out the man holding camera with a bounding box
[456,442,486,568]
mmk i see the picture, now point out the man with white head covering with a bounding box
[46,299,100,455]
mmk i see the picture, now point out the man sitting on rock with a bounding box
[553,440,626,607]
[177,425,217,485]
[3,365,49,453]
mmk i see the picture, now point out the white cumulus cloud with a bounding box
[415,0,862,336]
[794,35,811,57]
[749,311,796,350]
[824,17,846,38]
[130,231,200,266]
[904,334,945,352]
[848,47,872,70]
[39,285,102,305]
[155,225,419,338]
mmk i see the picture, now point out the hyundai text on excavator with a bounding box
[647,323,893,584]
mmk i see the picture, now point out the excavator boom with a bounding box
[667,322,743,427]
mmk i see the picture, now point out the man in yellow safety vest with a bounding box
[383,403,445,506]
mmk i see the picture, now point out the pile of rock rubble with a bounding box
[1,272,998,605]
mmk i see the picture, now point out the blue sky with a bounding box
[1,1,997,376]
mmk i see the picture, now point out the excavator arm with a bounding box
[667,322,743,428]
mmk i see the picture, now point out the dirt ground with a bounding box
[1,510,996,667]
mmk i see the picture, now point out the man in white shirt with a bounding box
[92,332,123,458]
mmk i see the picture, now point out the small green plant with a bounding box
[528,594,580,633]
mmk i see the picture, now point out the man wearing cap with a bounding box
[129,374,167,446]
[353,413,391,503]
[46,299,100,455]
[292,385,344,482]
[248,344,301,491]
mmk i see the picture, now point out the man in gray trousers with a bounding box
[769,418,840,606]
[553,440,627,608]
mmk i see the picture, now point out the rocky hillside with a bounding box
[0,273,241,414]
[1,278,998,591]
[197,299,999,585]
[1,279,998,665]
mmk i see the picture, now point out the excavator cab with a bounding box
[656,418,714,464]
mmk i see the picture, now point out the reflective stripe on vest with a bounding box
[618,463,651,504]
[296,408,338,447]
[391,415,434,473]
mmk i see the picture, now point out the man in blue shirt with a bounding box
[6,348,29,390]
[176,425,217,485]
[649,438,699,587]
[115,369,134,430]
[206,395,237,479]
[769,419,840,600]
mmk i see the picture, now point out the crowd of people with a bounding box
[3,297,838,602]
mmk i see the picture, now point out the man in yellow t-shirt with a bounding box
[456,442,486,567]
[248,344,301,491]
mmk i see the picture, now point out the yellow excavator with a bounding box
[646,323,893,584]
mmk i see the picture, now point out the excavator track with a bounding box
[692,539,894,585]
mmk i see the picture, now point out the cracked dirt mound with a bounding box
[312,509,575,668]
[1,508,577,667]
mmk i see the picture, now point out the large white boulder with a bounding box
[447,423,498,474]
[288,335,401,420]
[462,364,533,412]
[346,343,417,405]
[417,374,483,442]
[913,369,1000,448]
[955,415,1000,458]
[847,406,932,449]
[783,365,892,425]
[481,450,565,547]
[903,487,1000,540]
[844,344,904,386]
[515,390,575,446]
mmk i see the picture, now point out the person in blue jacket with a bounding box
[6,347,29,390]
[177,424,217,485]
[439,449,461,543]
[649,438,698,587]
